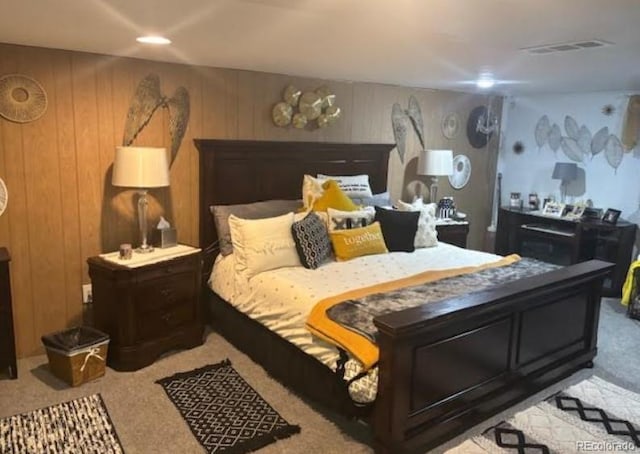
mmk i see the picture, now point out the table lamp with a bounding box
[551,162,577,203]
[418,149,453,203]
[112,146,170,253]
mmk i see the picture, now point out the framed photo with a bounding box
[602,208,621,225]
[565,203,586,220]
[542,201,566,218]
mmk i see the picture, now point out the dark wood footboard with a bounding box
[372,259,613,453]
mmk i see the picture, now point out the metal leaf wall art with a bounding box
[532,114,627,172]
[123,73,191,166]
[391,96,425,163]
[534,115,550,149]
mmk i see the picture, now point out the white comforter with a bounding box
[210,242,502,369]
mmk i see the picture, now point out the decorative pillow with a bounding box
[311,180,359,212]
[228,212,301,278]
[291,212,333,269]
[327,207,375,231]
[301,174,324,209]
[211,199,302,256]
[350,191,392,207]
[317,174,373,199]
[330,222,388,261]
[397,199,438,248]
[373,206,419,252]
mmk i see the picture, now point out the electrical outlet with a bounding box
[82,284,92,304]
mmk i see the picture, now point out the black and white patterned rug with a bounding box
[448,376,640,453]
[0,394,123,453]
[157,359,300,454]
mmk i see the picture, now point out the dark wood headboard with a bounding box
[195,139,394,249]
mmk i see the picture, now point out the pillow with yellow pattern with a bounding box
[329,221,388,261]
[311,179,359,212]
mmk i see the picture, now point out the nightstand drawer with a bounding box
[134,274,197,314]
[137,256,198,282]
[135,302,195,342]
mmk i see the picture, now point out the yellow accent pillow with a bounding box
[311,179,359,212]
[330,222,388,261]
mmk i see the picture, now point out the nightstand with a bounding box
[87,245,203,371]
[436,221,470,248]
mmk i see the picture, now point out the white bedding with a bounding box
[210,242,502,370]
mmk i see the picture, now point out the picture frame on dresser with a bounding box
[602,208,621,225]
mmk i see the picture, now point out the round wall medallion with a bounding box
[448,154,471,189]
[298,91,322,120]
[0,177,7,217]
[0,74,48,123]
[466,106,493,148]
[272,102,293,126]
[441,112,460,139]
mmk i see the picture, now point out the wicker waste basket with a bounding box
[41,326,109,387]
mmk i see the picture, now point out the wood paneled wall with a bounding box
[0,43,501,357]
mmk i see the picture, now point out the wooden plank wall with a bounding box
[0,43,501,357]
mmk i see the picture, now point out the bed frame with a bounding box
[195,139,614,453]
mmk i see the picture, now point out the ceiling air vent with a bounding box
[522,39,611,55]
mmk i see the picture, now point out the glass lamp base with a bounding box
[136,244,154,254]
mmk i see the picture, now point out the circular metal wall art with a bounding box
[0,74,48,123]
[448,154,471,189]
[0,177,7,217]
[441,112,460,139]
[466,106,493,148]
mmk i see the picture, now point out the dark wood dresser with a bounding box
[436,222,469,248]
[87,248,203,371]
[496,207,636,296]
[0,247,17,379]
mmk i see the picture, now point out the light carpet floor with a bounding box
[0,298,637,454]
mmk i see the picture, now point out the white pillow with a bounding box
[396,199,438,248]
[317,174,373,198]
[327,206,375,231]
[302,174,324,209]
[228,212,301,278]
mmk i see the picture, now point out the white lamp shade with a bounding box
[418,149,454,176]
[112,146,170,188]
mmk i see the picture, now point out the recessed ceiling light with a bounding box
[136,36,171,45]
[476,74,495,89]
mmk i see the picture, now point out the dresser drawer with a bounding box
[135,302,195,342]
[134,273,197,314]
[135,255,199,282]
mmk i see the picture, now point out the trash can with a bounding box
[41,326,109,386]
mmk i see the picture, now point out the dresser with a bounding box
[87,247,203,371]
[0,247,17,379]
[496,207,636,296]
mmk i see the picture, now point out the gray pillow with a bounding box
[350,191,391,207]
[211,199,302,256]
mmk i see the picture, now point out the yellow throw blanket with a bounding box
[306,254,520,370]
[621,259,640,306]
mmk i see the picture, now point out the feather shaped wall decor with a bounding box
[406,96,425,150]
[122,73,191,166]
[560,137,584,162]
[604,134,624,173]
[534,115,550,149]
[564,115,580,140]
[391,96,426,163]
[590,126,609,159]
[548,124,562,152]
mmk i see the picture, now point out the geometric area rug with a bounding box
[0,394,123,453]
[447,376,640,453]
[157,359,300,454]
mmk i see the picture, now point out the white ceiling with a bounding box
[1,0,638,95]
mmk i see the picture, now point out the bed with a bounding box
[195,139,613,454]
